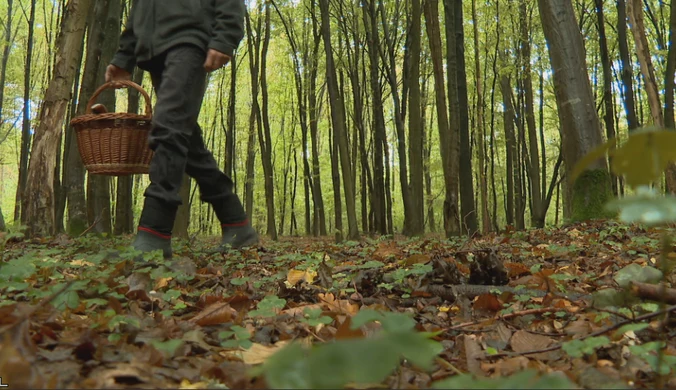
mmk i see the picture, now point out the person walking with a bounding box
[105,0,258,258]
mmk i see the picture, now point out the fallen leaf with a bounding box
[190,302,236,326]
[473,293,502,312]
[510,330,558,361]
[220,340,290,365]
[286,269,316,286]
[402,254,431,266]
[69,259,94,267]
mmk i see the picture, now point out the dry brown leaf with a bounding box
[462,334,485,376]
[282,303,324,317]
[69,259,94,267]
[402,254,430,266]
[220,340,291,365]
[154,277,172,290]
[125,272,152,302]
[189,302,236,326]
[510,330,558,361]
[473,293,502,312]
[335,316,365,340]
[372,241,402,261]
[286,269,316,286]
[481,356,530,376]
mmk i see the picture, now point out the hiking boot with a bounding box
[132,228,172,259]
[133,196,178,259]
[218,219,259,250]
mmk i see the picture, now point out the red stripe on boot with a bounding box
[221,219,248,227]
[138,226,171,240]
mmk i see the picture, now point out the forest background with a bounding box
[0,0,673,242]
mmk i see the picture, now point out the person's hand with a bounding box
[204,49,231,72]
[105,64,131,85]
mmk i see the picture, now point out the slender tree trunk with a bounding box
[500,68,516,226]
[64,0,98,235]
[244,8,261,222]
[518,1,544,228]
[471,0,490,234]
[626,0,676,193]
[319,0,359,240]
[617,0,640,131]
[225,54,237,180]
[259,3,278,240]
[594,0,618,196]
[308,4,326,236]
[538,0,612,222]
[406,0,424,236]
[329,123,343,242]
[0,0,15,131]
[22,0,90,237]
[363,0,387,235]
[454,0,477,236]
[664,0,676,130]
[15,0,36,222]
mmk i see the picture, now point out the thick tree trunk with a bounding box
[319,0,359,240]
[15,0,36,222]
[538,0,612,222]
[259,4,278,240]
[441,0,461,237]
[22,0,89,237]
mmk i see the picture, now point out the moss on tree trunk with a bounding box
[571,169,614,222]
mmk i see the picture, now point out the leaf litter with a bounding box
[0,220,675,388]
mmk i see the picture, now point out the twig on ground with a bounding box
[487,303,676,359]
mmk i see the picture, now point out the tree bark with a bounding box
[319,0,359,240]
[538,0,612,222]
[15,0,36,222]
[259,3,278,240]
[407,0,424,236]
[442,0,461,237]
[363,0,387,235]
[22,0,90,237]
[0,0,15,131]
[614,0,639,133]
[471,0,490,234]
[244,7,261,222]
[664,0,676,130]
[626,0,676,193]
[63,0,99,236]
[594,0,618,196]
[454,0,478,236]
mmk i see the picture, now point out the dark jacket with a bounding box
[111,0,245,73]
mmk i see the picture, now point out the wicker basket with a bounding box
[70,80,154,176]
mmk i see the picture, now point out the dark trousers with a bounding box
[137,44,246,233]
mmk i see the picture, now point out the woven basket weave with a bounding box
[70,80,154,176]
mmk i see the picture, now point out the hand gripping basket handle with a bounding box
[84,80,153,117]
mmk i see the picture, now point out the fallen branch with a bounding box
[422,284,591,302]
[487,303,676,359]
[631,281,676,304]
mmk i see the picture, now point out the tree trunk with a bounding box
[319,0,359,240]
[471,0,490,234]
[64,0,100,236]
[518,0,545,228]
[594,0,619,196]
[406,0,424,236]
[500,66,516,226]
[329,124,343,242]
[664,0,676,130]
[22,0,90,237]
[442,0,462,237]
[538,0,612,222]
[454,0,477,236]
[244,8,261,222]
[225,54,237,180]
[259,3,278,240]
[617,0,640,131]
[0,0,15,131]
[114,68,143,236]
[626,0,676,193]
[15,0,36,222]
[363,0,387,235]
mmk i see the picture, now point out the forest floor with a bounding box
[1,219,675,389]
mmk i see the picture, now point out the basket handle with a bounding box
[85,80,153,118]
